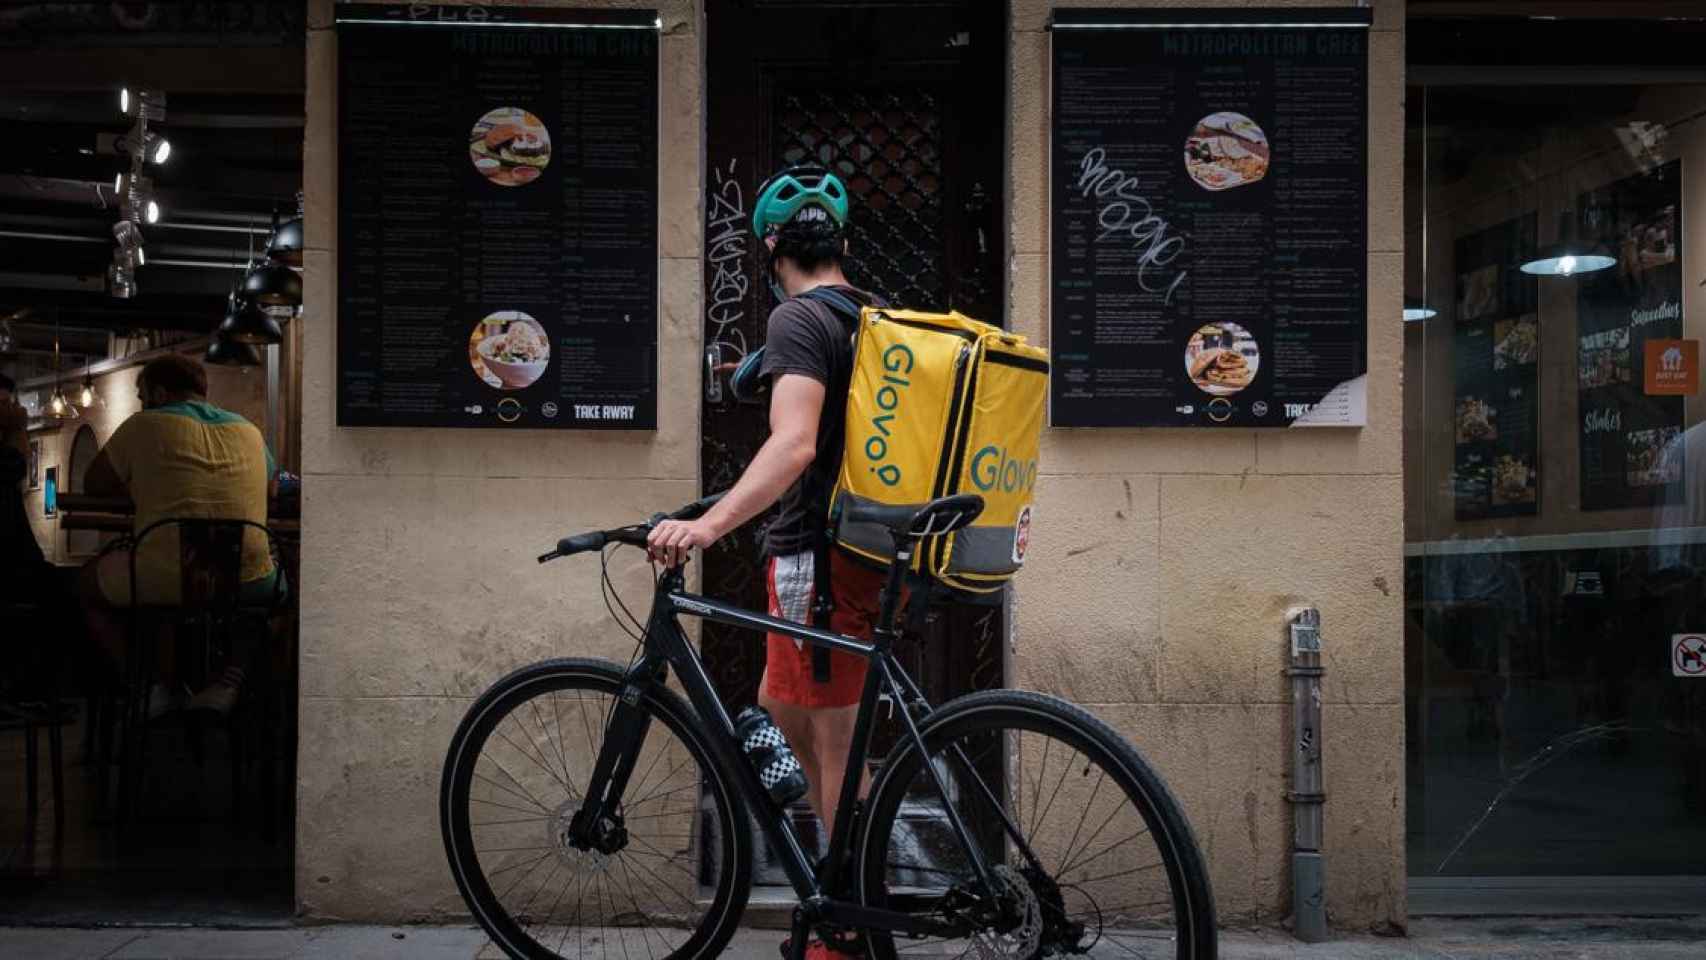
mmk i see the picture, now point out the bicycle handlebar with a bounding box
[537,491,728,564]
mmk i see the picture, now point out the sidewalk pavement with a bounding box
[3,919,1705,959]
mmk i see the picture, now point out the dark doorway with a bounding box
[701,0,1009,875]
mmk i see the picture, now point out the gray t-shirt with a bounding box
[758,285,876,557]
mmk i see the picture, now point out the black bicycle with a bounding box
[441,492,1217,960]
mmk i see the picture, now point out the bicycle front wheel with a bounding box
[441,658,751,960]
[857,690,1217,960]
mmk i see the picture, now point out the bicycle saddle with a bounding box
[846,493,985,539]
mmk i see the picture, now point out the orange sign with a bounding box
[1644,338,1698,396]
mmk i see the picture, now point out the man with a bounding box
[81,353,278,716]
[648,165,884,932]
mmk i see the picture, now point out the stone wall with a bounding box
[1009,0,1407,930]
[294,0,703,922]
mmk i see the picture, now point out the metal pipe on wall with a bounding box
[1287,606,1327,942]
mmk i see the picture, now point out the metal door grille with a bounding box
[774,89,946,310]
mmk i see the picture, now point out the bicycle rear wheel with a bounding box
[857,690,1217,960]
[441,658,751,960]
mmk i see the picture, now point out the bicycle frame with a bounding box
[575,558,1009,943]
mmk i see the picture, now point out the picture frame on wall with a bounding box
[28,438,40,489]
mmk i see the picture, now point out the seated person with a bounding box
[80,354,280,716]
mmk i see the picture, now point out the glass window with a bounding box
[1405,16,1706,881]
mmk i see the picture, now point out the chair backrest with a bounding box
[130,517,275,612]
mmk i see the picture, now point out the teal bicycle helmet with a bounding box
[751,165,849,238]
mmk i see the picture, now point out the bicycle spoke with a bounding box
[493,721,573,797]
[475,755,553,814]
[1076,861,1165,886]
[529,694,579,796]
[1064,830,1154,879]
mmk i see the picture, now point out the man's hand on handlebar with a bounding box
[646,516,722,568]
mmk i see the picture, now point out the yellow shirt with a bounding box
[102,400,274,604]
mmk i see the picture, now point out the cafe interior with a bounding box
[1,6,306,921]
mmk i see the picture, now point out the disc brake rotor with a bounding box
[969,865,1042,960]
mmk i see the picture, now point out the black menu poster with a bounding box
[1049,8,1369,427]
[1577,161,1684,511]
[336,5,659,429]
[1451,216,1539,521]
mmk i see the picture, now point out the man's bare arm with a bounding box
[647,373,824,564]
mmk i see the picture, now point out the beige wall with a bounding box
[296,0,1406,933]
[295,0,703,923]
[1011,0,1406,930]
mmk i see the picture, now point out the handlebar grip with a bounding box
[557,531,607,556]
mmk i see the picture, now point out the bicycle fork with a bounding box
[565,660,662,856]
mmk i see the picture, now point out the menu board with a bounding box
[1452,216,1539,520]
[1049,8,1370,427]
[1578,161,1684,511]
[336,5,659,429]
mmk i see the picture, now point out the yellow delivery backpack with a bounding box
[821,296,1049,594]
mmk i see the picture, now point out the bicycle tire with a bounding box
[856,689,1217,960]
[441,658,752,960]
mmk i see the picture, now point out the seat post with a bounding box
[874,533,914,643]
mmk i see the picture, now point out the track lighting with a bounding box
[143,131,171,165]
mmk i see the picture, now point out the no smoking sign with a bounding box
[1674,634,1706,678]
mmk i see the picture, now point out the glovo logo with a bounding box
[970,445,1038,495]
[864,343,914,486]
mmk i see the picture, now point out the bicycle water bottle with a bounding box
[734,706,809,806]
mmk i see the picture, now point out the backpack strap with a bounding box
[798,285,864,326]
[794,287,863,682]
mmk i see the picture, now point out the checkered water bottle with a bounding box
[733,706,809,806]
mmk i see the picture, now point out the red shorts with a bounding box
[761,548,891,708]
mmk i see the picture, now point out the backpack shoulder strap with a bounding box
[797,286,865,324]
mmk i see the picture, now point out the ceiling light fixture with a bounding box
[218,291,283,345]
[47,331,79,420]
[266,194,305,267]
[120,86,130,115]
[1403,302,1437,322]
[205,332,263,367]
[78,371,97,409]
[143,131,171,165]
[1521,210,1616,278]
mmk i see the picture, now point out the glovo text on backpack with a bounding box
[830,306,1048,594]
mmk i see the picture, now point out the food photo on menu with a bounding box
[1627,426,1682,487]
[468,311,551,390]
[1578,326,1633,389]
[1491,453,1537,507]
[468,106,551,187]
[1620,203,1677,276]
[1183,321,1259,395]
[1457,263,1500,321]
[1183,111,1269,191]
[1492,315,1539,370]
[1455,395,1497,443]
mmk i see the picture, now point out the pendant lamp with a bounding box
[1521,210,1616,278]
[240,258,301,307]
[266,196,305,267]
[206,333,263,367]
[218,292,283,345]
